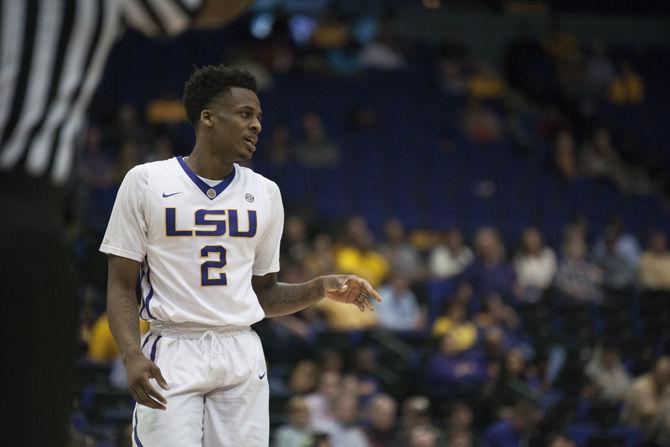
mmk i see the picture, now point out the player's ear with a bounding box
[200,109,214,128]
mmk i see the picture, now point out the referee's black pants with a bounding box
[0,172,76,447]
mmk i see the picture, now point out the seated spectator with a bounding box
[303,233,337,283]
[621,356,670,445]
[514,227,557,303]
[593,217,641,269]
[608,62,645,105]
[443,401,476,445]
[376,275,426,332]
[554,130,579,181]
[398,396,440,447]
[87,313,149,363]
[288,359,319,396]
[484,397,541,447]
[465,227,516,300]
[409,426,439,447]
[380,218,424,281]
[358,25,407,71]
[350,348,381,402]
[293,113,340,169]
[335,217,389,288]
[594,226,636,292]
[274,396,313,447]
[323,394,370,447]
[428,228,474,280]
[364,394,399,447]
[307,371,342,432]
[432,301,478,352]
[315,296,378,331]
[426,334,488,395]
[484,349,537,419]
[555,235,603,304]
[639,230,670,291]
[580,127,653,195]
[584,344,632,402]
[476,294,520,334]
[143,134,175,163]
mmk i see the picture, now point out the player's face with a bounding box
[206,87,262,162]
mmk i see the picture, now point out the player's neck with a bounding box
[186,146,234,180]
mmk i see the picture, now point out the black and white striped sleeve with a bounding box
[121,0,204,36]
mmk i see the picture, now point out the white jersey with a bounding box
[100,156,284,327]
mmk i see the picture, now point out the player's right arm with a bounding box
[107,254,169,410]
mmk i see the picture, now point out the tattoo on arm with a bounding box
[255,278,325,318]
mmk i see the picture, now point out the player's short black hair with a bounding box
[182,64,257,126]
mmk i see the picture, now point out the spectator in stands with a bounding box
[364,393,399,447]
[432,301,478,352]
[335,217,389,287]
[274,396,313,447]
[87,314,149,363]
[585,40,616,96]
[358,24,407,71]
[323,393,370,447]
[484,349,537,420]
[593,217,642,268]
[427,334,487,396]
[265,124,293,168]
[554,130,579,181]
[381,218,424,281]
[581,127,653,195]
[639,230,670,291]
[143,134,175,163]
[555,234,603,304]
[77,127,116,190]
[409,426,439,447]
[443,429,474,447]
[293,113,341,169]
[621,356,670,445]
[305,233,337,277]
[594,226,636,292]
[376,274,426,332]
[288,359,319,396]
[282,215,312,265]
[608,62,645,105]
[466,227,516,300]
[429,228,474,280]
[476,294,521,335]
[484,397,541,447]
[514,227,557,303]
[584,343,632,402]
[443,401,476,445]
[307,371,342,433]
[398,396,440,447]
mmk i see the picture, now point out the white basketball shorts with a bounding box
[131,322,269,447]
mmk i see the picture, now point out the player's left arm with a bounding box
[252,273,382,318]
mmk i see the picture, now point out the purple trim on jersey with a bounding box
[149,336,162,362]
[138,264,147,318]
[176,156,236,200]
[143,261,156,320]
[133,409,144,447]
[140,334,153,350]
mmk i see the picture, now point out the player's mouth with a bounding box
[243,135,257,151]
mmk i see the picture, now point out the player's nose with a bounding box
[250,117,261,133]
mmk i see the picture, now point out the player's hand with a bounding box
[123,351,169,410]
[322,275,382,312]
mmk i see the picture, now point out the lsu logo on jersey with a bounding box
[165,208,257,238]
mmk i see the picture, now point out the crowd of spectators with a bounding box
[70,4,670,447]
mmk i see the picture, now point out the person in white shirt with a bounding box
[101,65,381,447]
[429,228,474,279]
[514,227,557,303]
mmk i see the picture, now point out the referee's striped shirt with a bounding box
[0,0,203,186]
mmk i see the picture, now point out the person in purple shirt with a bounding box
[465,227,517,305]
[484,397,541,447]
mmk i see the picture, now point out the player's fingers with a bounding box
[142,380,167,406]
[151,365,170,390]
[132,385,165,410]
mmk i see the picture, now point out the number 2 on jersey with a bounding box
[201,245,227,286]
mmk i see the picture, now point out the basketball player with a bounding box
[100,65,381,446]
